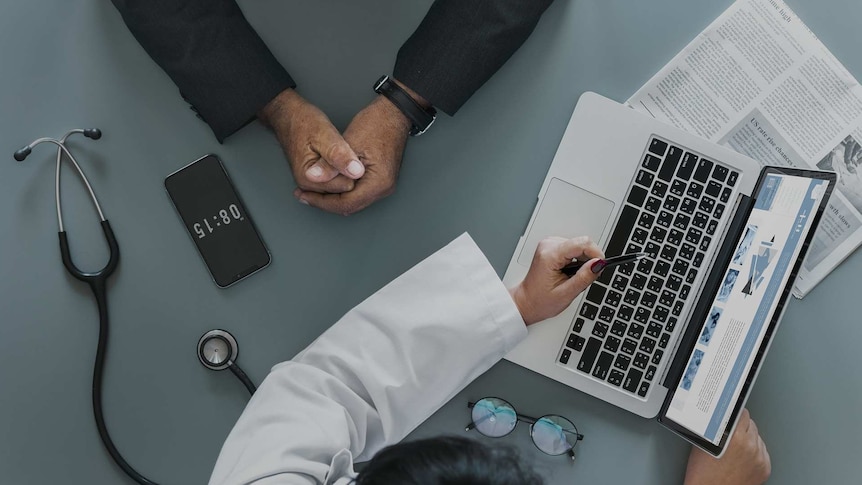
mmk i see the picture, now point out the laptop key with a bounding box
[659,332,671,349]
[627,185,648,207]
[623,368,643,393]
[657,210,673,227]
[651,349,664,365]
[644,242,660,258]
[659,290,675,307]
[604,336,621,353]
[639,337,656,354]
[659,149,681,181]
[638,381,651,397]
[686,181,704,199]
[644,196,662,213]
[670,180,686,197]
[714,203,725,219]
[668,229,684,246]
[712,165,729,182]
[686,227,702,245]
[674,213,691,230]
[650,226,667,243]
[577,338,602,373]
[720,187,732,203]
[624,289,640,306]
[634,307,649,324]
[655,261,670,277]
[611,320,627,337]
[672,259,689,276]
[635,170,654,187]
[618,305,634,321]
[586,285,606,304]
[627,323,644,340]
[580,302,598,319]
[694,158,714,182]
[573,318,585,333]
[679,243,696,260]
[681,197,697,214]
[649,138,668,156]
[698,196,715,214]
[706,180,722,197]
[667,274,682,291]
[686,268,698,284]
[560,349,571,364]
[651,181,669,198]
[660,245,677,261]
[677,152,698,180]
[611,274,628,292]
[598,306,615,323]
[567,333,585,351]
[645,365,657,381]
[608,369,625,387]
[632,228,648,244]
[633,352,650,369]
[652,305,669,323]
[638,212,655,229]
[592,351,614,380]
[606,290,622,307]
[637,258,654,274]
[663,194,681,212]
[643,154,662,171]
[621,338,637,355]
[693,212,709,229]
[673,300,686,316]
[699,235,712,252]
[666,317,678,333]
[647,276,664,292]
[680,284,691,300]
[592,322,609,338]
[607,205,639,259]
[727,170,739,186]
[646,322,662,338]
[614,354,632,371]
[693,252,705,268]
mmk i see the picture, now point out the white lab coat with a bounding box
[209,234,527,485]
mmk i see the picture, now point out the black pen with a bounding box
[561,252,647,277]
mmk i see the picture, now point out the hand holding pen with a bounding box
[561,252,647,277]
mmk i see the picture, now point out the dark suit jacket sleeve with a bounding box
[394,0,554,116]
[111,0,295,142]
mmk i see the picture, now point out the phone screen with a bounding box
[165,155,270,287]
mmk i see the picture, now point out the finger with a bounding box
[304,160,340,184]
[739,408,752,432]
[315,128,365,179]
[295,180,384,215]
[294,173,355,194]
[553,236,604,269]
[560,257,603,297]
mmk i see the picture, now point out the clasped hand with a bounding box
[259,87,413,216]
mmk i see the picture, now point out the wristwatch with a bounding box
[373,75,437,136]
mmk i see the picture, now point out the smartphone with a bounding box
[165,154,271,288]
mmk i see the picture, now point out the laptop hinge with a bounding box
[661,193,754,391]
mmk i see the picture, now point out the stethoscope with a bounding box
[14,129,257,485]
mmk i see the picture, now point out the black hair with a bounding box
[354,435,544,485]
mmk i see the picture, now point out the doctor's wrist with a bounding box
[508,285,535,326]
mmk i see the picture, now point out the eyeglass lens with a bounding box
[469,398,581,457]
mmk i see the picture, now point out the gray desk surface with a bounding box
[2,1,860,483]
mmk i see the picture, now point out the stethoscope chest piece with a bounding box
[198,329,239,371]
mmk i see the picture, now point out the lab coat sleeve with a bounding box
[208,233,527,485]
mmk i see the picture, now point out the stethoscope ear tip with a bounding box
[84,128,102,140]
[13,147,30,161]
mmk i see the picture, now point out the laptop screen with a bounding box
[659,167,835,456]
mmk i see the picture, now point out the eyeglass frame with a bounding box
[465,397,585,460]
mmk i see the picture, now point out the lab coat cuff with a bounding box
[456,233,527,353]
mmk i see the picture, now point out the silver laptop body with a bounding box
[502,92,761,418]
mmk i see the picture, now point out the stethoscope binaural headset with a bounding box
[14,129,257,485]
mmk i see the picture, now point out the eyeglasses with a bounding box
[465,397,584,460]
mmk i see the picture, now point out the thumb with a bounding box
[317,128,365,180]
[560,257,603,297]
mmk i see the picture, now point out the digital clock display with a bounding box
[165,155,270,287]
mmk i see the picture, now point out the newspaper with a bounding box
[627,0,862,298]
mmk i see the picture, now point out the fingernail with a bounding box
[293,188,302,198]
[590,259,607,274]
[307,165,324,178]
[298,198,309,206]
[347,160,364,177]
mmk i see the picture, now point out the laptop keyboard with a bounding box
[557,137,738,398]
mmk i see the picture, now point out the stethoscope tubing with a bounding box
[16,132,256,485]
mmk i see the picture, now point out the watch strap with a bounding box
[373,75,436,136]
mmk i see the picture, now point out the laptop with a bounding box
[502,92,836,456]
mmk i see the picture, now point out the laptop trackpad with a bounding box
[517,178,615,266]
